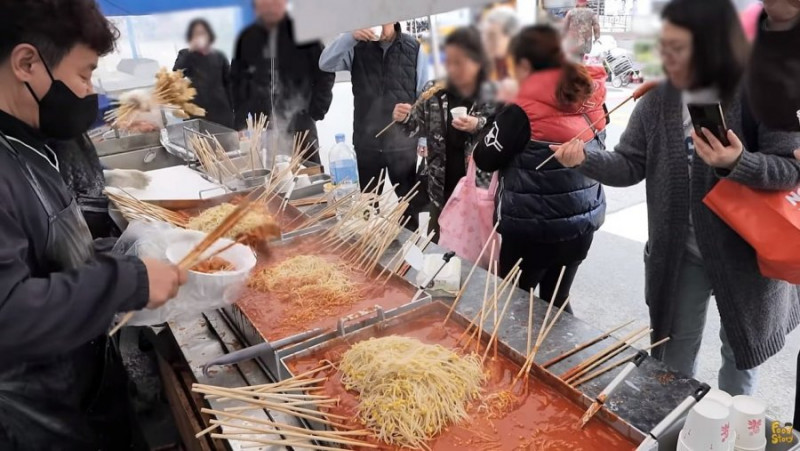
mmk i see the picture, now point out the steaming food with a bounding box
[338,336,485,449]
[188,203,280,240]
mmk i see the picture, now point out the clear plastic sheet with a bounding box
[113,221,256,326]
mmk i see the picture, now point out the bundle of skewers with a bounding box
[105,189,189,228]
[375,80,447,138]
[192,366,376,450]
[105,68,206,130]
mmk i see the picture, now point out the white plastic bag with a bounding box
[113,221,257,326]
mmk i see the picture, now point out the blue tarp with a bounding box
[97,0,248,17]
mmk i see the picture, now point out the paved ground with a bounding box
[568,86,800,422]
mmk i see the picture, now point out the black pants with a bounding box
[356,148,419,230]
[498,233,595,314]
[795,350,800,431]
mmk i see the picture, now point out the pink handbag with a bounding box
[438,158,500,269]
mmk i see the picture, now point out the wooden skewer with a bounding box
[192,386,349,424]
[512,269,568,386]
[564,328,652,385]
[482,271,520,363]
[210,419,376,448]
[374,121,396,139]
[443,223,500,325]
[526,289,535,355]
[201,409,368,439]
[571,337,671,387]
[475,258,494,354]
[541,320,636,369]
[457,263,521,347]
[535,80,659,171]
[559,325,649,381]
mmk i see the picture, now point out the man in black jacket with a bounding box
[320,23,431,229]
[0,1,186,449]
[231,0,335,164]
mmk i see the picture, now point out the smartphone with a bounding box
[687,103,730,146]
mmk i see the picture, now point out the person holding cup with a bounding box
[472,24,608,313]
[392,27,496,238]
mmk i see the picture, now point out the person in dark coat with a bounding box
[231,0,335,164]
[394,27,497,239]
[173,19,234,128]
[473,25,607,313]
[0,1,186,449]
[320,23,431,230]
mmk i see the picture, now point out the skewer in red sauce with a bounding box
[290,317,638,451]
[236,234,416,342]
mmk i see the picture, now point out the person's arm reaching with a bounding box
[309,42,336,121]
[473,104,531,172]
[415,47,431,97]
[319,33,358,72]
[173,49,191,74]
[554,94,650,187]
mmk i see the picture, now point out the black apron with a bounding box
[0,134,137,451]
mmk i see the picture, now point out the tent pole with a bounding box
[125,16,140,59]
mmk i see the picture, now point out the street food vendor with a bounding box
[0,1,186,449]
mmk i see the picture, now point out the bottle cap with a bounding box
[335,133,346,143]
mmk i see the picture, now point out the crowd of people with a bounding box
[0,0,798,449]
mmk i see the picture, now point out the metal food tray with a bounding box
[277,300,646,448]
[218,234,433,380]
[162,119,239,163]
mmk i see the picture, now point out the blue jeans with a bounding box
[655,252,758,395]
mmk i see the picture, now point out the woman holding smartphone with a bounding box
[553,0,800,396]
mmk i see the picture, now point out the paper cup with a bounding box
[681,399,732,451]
[370,25,383,41]
[732,396,767,450]
[450,107,468,120]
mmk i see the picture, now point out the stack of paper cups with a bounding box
[732,396,767,451]
[680,398,734,451]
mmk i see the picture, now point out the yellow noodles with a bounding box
[188,203,279,240]
[248,255,359,323]
[339,336,485,450]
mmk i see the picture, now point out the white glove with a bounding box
[104,169,151,190]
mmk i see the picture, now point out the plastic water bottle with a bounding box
[329,134,359,216]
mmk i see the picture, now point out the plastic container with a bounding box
[450,106,468,120]
[329,134,360,216]
[166,231,257,305]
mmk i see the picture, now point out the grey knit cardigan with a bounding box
[580,82,800,370]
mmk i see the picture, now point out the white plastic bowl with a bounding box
[166,230,257,303]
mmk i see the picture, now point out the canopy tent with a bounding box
[97,0,251,17]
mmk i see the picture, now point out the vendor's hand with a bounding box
[452,116,480,133]
[550,139,587,167]
[393,103,412,122]
[794,149,800,161]
[124,120,159,134]
[353,29,378,42]
[142,258,188,309]
[691,128,744,170]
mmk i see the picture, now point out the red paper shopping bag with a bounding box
[703,179,800,283]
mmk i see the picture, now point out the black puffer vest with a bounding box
[351,25,419,152]
[497,137,606,242]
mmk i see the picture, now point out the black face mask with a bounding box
[25,58,98,140]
